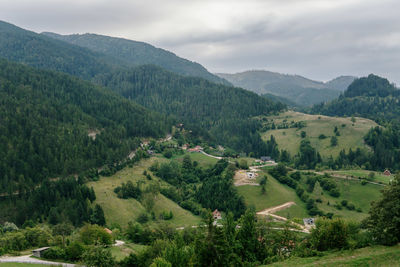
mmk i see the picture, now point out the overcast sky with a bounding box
[1,0,400,83]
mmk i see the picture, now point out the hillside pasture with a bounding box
[261,111,377,159]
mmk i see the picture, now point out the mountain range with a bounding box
[217,70,356,106]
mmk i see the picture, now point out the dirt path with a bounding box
[0,254,78,266]
[256,202,310,233]
[200,150,223,160]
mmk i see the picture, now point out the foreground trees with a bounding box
[365,174,400,245]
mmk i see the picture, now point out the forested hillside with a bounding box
[96,65,285,155]
[42,32,229,85]
[311,74,400,170]
[0,20,284,157]
[311,74,399,123]
[0,59,171,194]
[0,21,120,80]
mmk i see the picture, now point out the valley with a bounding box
[1,16,400,267]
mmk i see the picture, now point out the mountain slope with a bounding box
[0,59,171,193]
[217,70,355,106]
[42,32,229,85]
[0,20,121,80]
[325,76,357,91]
[96,65,286,155]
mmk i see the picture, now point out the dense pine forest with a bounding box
[0,59,171,194]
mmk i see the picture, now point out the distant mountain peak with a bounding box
[216,70,355,106]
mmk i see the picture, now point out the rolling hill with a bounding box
[217,70,356,106]
[261,111,377,159]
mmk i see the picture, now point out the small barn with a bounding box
[260,156,272,162]
[32,247,50,258]
[383,169,391,176]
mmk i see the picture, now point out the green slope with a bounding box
[261,111,377,159]
[88,157,202,229]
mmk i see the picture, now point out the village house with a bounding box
[182,144,189,150]
[213,209,222,220]
[246,172,256,179]
[383,169,391,176]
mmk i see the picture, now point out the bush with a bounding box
[80,224,113,246]
[42,247,65,260]
[318,134,327,139]
[65,241,85,261]
[137,213,149,224]
[82,246,116,267]
[309,218,350,251]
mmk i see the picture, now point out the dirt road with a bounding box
[0,254,78,266]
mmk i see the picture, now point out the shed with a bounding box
[32,247,50,258]
[260,156,272,162]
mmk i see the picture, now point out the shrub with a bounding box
[65,241,85,261]
[82,246,116,267]
[42,247,66,260]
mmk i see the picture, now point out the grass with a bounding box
[261,111,377,159]
[110,242,147,261]
[173,152,219,167]
[88,157,201,229]
[237,172,308,219]
[305,175,383,221]
[267,244,400,266]
[328,170,392,184]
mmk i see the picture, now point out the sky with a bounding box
[1,0,400,83]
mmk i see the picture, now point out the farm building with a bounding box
[260,156,272,162]
[32,247,50,258]
[188,146,203,153]
[104,228,113,235]
[303,218,315,227]
[213,209,222,220]
[383,169,391,176]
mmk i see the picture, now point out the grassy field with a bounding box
[237,172,309,219]
[267,244,400,267]
[327,170,393,184]
[88,157,202,229]
[262,111,377,159]
[173,151,219,167]
[238,169,383,222]
[110,242,147,261]
[304,175,383,221]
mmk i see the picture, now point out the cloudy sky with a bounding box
[1,0,400,83]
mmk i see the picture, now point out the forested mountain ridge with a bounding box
[0,59,171,194]
[41,32,230,85]
[217,70,356,106]
[0,20,121,80]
